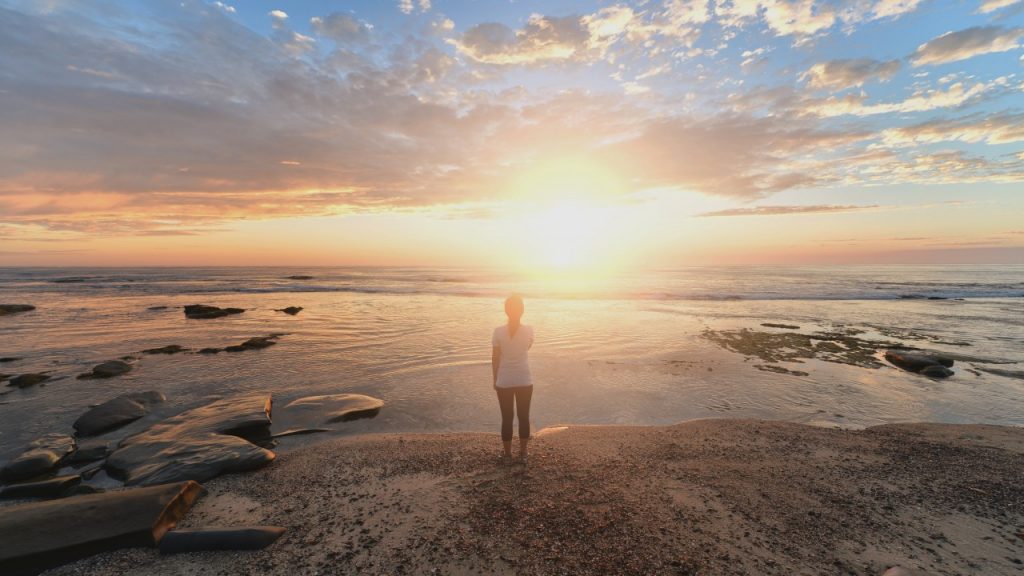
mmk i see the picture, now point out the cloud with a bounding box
[716,0,923,40]
[802,58,901,90]
[977,0,1022,13]
[212,1,235,14]
[310,13,372,44]
[880,112,1024,146]
[450,15,590,65]
[911,26,1024,66]
[398,0,430,15]
[807,78,1005,116]
[697,204,880,217]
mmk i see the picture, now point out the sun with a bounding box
[521,200,615,271]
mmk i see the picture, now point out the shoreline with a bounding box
[44,418,1024,575]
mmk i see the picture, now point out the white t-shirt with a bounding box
[492,324,534,388]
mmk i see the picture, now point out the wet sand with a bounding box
[45,419,1024,575]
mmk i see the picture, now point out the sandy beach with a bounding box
[44,419,1024,576]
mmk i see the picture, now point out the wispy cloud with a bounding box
[696,204,880,217]
[911,26,1024,67]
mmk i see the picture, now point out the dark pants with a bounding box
[496,386,533,441]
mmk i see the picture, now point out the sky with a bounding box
[0,0,1022,268]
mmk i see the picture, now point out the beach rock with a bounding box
[0,481,204,576]
[0,357,21,363]
[73,391,166,437]
[0,475,81,500]
[77,360,132,379]
[198,347,222,354]
[884,351,955,373]
[142,345,186,355]
[760,323,800,329]
[1,434,76,483]
[106,394,275,486]
[69,440,111,464]
[8,373,50,388]
[147,305,169,310]
[275,306,303,315]
[225,335,279,352]
[285,275,313,280]
[0,304,35,316]
[159,526,286,554]
[920,365,954,378]
[279,394,384,426]
[184,304,245,319]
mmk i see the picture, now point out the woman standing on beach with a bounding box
[492,294,534,465]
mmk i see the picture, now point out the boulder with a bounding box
[142,345,186,355]
[285,275,313,280]
[920,365,954,378]
[0,475,81,500]
[159,526,286,554]
[69,440,111,464]
[225,335,279,352]
[1,434,76,483]
[279,394,384,427]
[198,347,222,354]
[147,305,169,310]
[73,391,166,437]
[275,306,303,315]
[106,394,275,486]
[884,350,955,373]
[0,304,35,316]
[77,360,132,380]
[184,304,245,319]
[8,373,50,388]
[0,481,204,576]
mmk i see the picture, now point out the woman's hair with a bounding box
[504,294,524,319]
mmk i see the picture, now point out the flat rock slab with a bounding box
[73,391,166,437]
[278,394,384,427]
[0,304,35,316]
[159,526,286,554]
[1,434,76,483]
[0,475,81,500]
[275,306,303,315]
[184,304,245,319]
[8,373,50,388]
[141,345,186,355]
[69,440,111,464]
[107,394,275,486]
[77,360,132,380]
[225,335,279,352]
[885,350,955,374]
[0,481,204,576]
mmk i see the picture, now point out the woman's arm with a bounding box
[491,345,501,388]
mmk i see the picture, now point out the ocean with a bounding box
[1,265,1022,463]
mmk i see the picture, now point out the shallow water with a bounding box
[1,266,1022,460]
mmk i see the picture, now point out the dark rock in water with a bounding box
[142,345,186,355]
[225,335,279,352]
[50,277,88,283]
[106,394,275,486]
[755,364,810,377]
[147,305,169,310]
[760,323,800,330]
[280,394,384,425]
[920,365,954,378]
[184,304,245,319]
[0,357,21,363]
[927,296,948,300]
[0,481,204,576]
[8,373,50,388]
[898,294,926,300]
[69,440,111,464]
[976,367,1024,380]
[73,391,166,437]
[198,347,223,354]
[1,475,81,500]
[285,275,313,280]
[275,306,303,315]
[159,526,286,554]
[884,350,955,373]
[1,434,76,483]
[0,304,36,316]
[77,360,132,379]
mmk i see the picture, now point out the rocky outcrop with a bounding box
[285,275,313,280]
[68,440,111,464]
[0,475,81,500]
[275,306,303,315]
[1,434,76,483]
[158,526,286,554]
[141,345,186,355]
[73,391,166,437]
[225,335,279,352]
[0,304,35,316]
[884,350,955,378]
[760,323,800,330]
[7,373,50,388]
[184,304,245,319]
[106,394,275,486]
[0,481,204,576]
[278,394,384,428]
[77,360,132,379]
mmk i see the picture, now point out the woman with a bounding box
[492,294,534,465]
